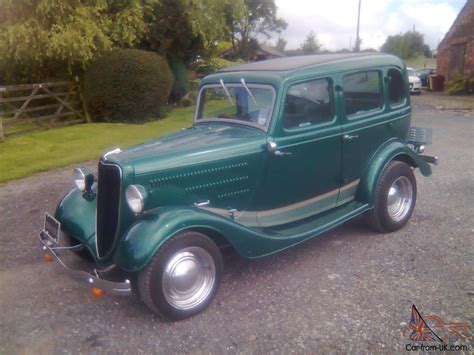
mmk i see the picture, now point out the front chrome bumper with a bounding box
[39,230,132,296]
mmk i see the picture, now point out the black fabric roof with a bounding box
[218,53,390,72]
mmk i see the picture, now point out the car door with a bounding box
[255,77,343,227]
[339,68,408,205]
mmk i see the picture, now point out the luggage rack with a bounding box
[407,126,432,146]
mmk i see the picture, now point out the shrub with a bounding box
[192,57,241,75]
[84,49,173,123]
[445,74,474,95]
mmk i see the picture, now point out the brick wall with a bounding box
[437,0,474,80]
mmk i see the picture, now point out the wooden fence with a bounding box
[0,79,90,142]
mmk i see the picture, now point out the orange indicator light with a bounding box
[91,287,105,298]
[43,253,54,262]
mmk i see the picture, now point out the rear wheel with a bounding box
[366,161,417,233]
[137,231,223,320]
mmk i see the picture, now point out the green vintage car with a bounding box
[40,53,437,320]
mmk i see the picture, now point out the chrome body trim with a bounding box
[194,200,210,207]
[200,179,360,227]
[103,147,122,160]
[39,231,131,296]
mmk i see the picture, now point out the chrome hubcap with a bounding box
[387,176,413,222]
[162,247,216,310]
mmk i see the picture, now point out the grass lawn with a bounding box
[0,106,194,183]
[404,55,437,70]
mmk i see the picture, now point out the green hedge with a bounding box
[192,57,240,75]
[84,49,173,123]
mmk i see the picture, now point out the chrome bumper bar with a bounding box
[39,231,131,296]
[420,154,439,166]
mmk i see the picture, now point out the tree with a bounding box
[0,0,148,83]
[300,31,321,54]
[273,37,287,53]
[0,0,244,83]
[139,0,245,103]
[227,0,287,60]
[380,30,430,60]
[141,0,244,62]
[422,44,432,58]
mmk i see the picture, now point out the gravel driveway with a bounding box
[0,105,472,354]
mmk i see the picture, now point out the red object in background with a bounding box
[428,75,445,92]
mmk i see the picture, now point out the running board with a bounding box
[262,201,370,239]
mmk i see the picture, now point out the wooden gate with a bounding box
[0,80,90,142]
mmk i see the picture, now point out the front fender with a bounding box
[358,139,432,206]
[114,207,262,271]
[114,205,329,272]
[55,188,98,259]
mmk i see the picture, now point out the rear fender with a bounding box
[358,139,432,206]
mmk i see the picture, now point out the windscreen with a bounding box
[196,84,275,129]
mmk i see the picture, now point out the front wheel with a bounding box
[137,231,223,320]
[365,161,417,233]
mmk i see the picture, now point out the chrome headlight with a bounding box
[73,167,94,192]
[125,185,147,214]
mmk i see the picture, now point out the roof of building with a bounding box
[256,45,285,57]
[219,44,285,59]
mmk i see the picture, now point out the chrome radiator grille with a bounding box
[96,161,122,258]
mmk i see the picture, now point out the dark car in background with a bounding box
[416,68,437,88]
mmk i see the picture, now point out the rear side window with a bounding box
[388,68,405,106]
[343,71,382,117]
[283,79,334,129]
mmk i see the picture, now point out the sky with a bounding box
[274,0,467,51]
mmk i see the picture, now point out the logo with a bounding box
[405,304,443,342]
[402,305,471,352]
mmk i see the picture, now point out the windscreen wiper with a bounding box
[240,78,258,106]
[219,79,234,104]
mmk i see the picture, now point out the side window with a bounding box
[343,71,382,117]
[283,79,333,129]
[388,68,405,106]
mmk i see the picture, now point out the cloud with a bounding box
[274,0,463,51]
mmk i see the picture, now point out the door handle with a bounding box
[194,200,210,207]
[274,150,291,157]
[343,134,359,141]
[266,140,291,156]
